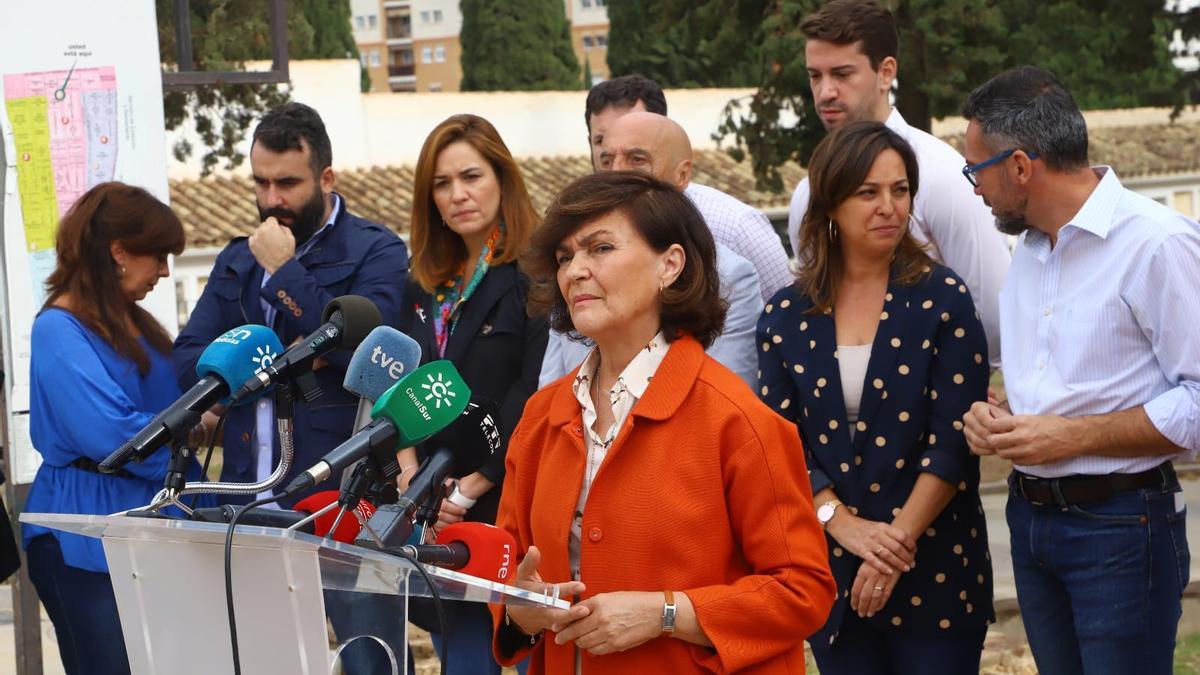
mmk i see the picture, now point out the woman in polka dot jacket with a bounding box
[757,121,994,673]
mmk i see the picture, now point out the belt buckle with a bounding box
[1019,474,1046,506]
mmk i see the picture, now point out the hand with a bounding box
[554,591,664,655]
[964,401,1008,456]
[248,216,296,274]
[504,546,589,636]
[850,563,900,618]
[187,411,220,448]
[432,478,468,535]
[826,512,916,575]
[988,414,1080,465]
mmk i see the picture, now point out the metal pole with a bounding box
[269,0,290,81]
[0,111,43,675]
[173,0,194,72]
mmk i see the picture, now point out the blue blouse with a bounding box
[22,308,207,573]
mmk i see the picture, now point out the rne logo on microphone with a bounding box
[420,371,459,409]
[498,543,511,579]
[252,345,277,374]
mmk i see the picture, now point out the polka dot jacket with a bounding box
[756,263,995,643]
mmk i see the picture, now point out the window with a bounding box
[420,10,430,23]
[583,36,594,49]
[355,16,365,29]
[596,0,605,5]
[360,53,368,66]
[369,50,381,67]
[434,46,446,63]
[582,0,592,7]
[368,15,377,29]
[421,47,433,64]
[596,34,608,47]
[433,9,443,21]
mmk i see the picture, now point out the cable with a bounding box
[388,543,449,675]
[223,492,285,675]
[188,409,227,510]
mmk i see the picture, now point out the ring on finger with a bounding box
[874,546,884,556]
[873,585,884,592]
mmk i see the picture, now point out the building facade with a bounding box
[350,0,609,93]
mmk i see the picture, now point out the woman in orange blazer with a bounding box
[490,171,836,674]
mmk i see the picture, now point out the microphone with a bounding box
[343,326,422,432]
[100,325,284,472]
[355,398,502,549]
[293,490,377,544]
[404,522,516,583]
[229,295,382,405]
[281,360,471,497]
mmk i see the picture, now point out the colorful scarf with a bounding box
[432,223,503,358]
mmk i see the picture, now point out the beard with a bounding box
[985,185,1031,236]
[994,215,1032,236]
[258,187,327,247]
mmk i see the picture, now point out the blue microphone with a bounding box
[343,326,423,430]
[100,325,284,472]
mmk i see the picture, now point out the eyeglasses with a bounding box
[961,148,1039,187]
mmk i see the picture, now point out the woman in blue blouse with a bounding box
[23,182,203,675]
[757,122,994,673]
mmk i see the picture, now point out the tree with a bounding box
[706,0,1185,191]
[460,0,581,91]
[159,0,365,175]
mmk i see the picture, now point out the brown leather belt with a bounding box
[1011,462,1176,507]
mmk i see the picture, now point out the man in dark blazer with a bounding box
[173,102,409,506]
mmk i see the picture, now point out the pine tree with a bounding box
[460,0,581,91]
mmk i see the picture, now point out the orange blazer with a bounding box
[491,335,836,674]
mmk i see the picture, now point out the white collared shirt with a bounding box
[788,108,1012,366]
[684,182,793,301]
[1001,167,1200,478]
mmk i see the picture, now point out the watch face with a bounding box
[817,503,835,523]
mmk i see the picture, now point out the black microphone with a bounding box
[229,295,381,405]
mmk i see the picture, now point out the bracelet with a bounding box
[505,605,541,645]
[446,484,478,509]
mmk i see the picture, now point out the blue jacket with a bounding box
[757,264,994,642]
[173,194,409,506]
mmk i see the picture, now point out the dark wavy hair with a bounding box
[524,171,726,348]
[796,121,932,314]
[44,182,184,374]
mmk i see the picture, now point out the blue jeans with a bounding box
[808,608,986,674]
[26,534,131,675]
[429,607,528,675]
[1007,476,1189,675]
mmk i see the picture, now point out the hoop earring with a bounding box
[828,218,838,240]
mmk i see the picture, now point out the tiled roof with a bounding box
[170,150,806,250]
[171,121,1200,250]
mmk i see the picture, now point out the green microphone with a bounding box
[283,361,470,497]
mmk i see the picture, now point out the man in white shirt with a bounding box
[961,67,1200,675]
[789,0,1010,365]
[540,111,763,389]
[583,75,793,300]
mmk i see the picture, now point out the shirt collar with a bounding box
[571,331,670,407]
[885,107,909,135]
[1063,166,1121,239]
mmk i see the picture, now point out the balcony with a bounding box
[388,64,415,77]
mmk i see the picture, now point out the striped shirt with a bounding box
[684,182,792,300]
[1001,167,1200,478]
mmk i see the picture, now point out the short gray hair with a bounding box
[961,66,1089,172]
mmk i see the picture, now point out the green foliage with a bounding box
[460,0,581,91]
[159,0,364,175]
[705,0,1188,190]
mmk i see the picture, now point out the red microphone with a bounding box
[407,522,516,583]
[294,490,376,544]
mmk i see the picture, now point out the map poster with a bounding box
[0,1,176,484]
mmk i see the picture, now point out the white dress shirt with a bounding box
[685,182,793,300]
[1001,167,1200,478]
[788,109,1011,366]
[538,243,762,389]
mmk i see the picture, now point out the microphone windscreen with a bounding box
[196,325,285,405]
[426,397,501,476]
[373,360,471,447]
[436,522,516,583]
[323,295,382,350]
[343,326,422,402]
[294,490,376,545]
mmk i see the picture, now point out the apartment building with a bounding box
[350,0,609,92]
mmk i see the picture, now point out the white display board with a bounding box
[0,0,177,483]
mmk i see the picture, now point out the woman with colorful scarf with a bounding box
[397,113,547,675]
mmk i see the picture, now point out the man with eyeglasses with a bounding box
[787,0,1010,366]
[961,66,1200,675]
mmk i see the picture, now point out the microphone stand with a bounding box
[287,456,386,546]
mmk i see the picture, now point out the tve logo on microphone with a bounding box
[371,344,409,379]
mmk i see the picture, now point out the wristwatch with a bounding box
[816,499,843,529]
[661,590,677,634]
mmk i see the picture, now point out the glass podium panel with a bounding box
[22,513,567,675]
